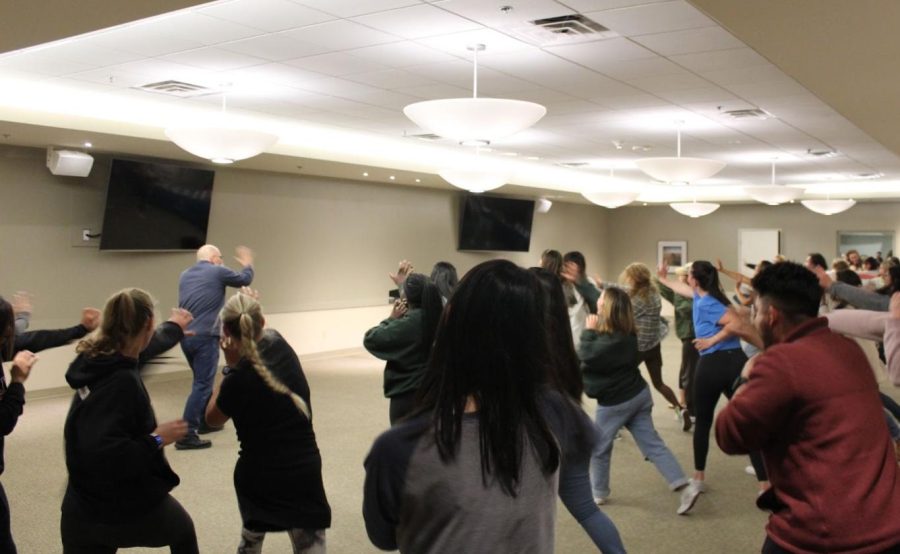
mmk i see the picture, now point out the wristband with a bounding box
[222,365,233,376]
[150,433,163,450]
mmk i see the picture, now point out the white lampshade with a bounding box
[670,202,720,218]
[582,190,640,209]
[439,168,508,193]
[634,157,727,185]
[165,126,278,164]
[744,185,804,205]
[404,98,546,145]
[800,199,856,215]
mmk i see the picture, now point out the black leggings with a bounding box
[693,349,767,480]
[61,494,198,554]
[680,338,699,415]
[762,536,900,554]
[0,481,16,553]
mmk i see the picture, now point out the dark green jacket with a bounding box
[578,331,646,406]
[363,309,428,398]
[656,279,695,340]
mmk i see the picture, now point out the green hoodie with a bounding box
[656,279,695,340]
[578,331,646,406]
[363,309,428,398]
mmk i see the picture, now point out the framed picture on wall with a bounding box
[658,241,687,272]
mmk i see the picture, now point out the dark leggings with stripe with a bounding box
[693,348,767,480]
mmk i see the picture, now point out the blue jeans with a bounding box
[181,335,219,435]
[559,457,626,553]
[590,387,688,499]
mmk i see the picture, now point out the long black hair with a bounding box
[402,273,443,357]
[530,268,583,401]
[418,260,560,497]
[429,261,458,303]
[690,260,731,307]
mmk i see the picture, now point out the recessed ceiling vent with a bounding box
[556,162,589,168]
[405,132,443,141]
[807,148,840,158]
[504,14,618,46]
[722,108,774,120]
[134,80,216,98]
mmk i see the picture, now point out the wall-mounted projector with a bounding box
[46,148,94,177]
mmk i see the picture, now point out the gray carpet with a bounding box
[5,335,896,553]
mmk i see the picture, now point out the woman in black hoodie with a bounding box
[61,288,198,554]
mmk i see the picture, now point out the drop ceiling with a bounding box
[0,0,898,204]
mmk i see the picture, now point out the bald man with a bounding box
[176,244,254,450]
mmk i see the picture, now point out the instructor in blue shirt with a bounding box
[176,244,254,449]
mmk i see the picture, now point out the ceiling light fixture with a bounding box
[581,170,639,209]
[165,94,278,164]
[670,201,720,218]
[635,122,726,185]
[438,148,509,193]
[744,161,804,205]
[800,196,856,215]
[403,44,546,146]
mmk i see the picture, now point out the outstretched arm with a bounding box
[656,264,693,298]
[716,259,750,285]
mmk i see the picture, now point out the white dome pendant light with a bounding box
[744,161,803,205]
[636,122,726,185]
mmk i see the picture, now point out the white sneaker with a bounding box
[745,465,756,476]
[594,497,608,506]
[677,479,704,515]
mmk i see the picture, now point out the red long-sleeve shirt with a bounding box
[716,318,900,553]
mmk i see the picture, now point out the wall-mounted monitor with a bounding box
[458,194,535,252]
[99,158,214,251]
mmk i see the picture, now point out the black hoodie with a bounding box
[62,322,184,522]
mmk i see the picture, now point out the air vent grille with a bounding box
[134,80,216,98]
[807,148,839,158]
[556,162,589,168]
[504,14,617,46]
[723,108,774,120]
[405,133,443,141]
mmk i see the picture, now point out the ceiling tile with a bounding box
[284,52,391,76]
[198,0,335,32]
[220,63,329,87]
[654,86,740,105]
[631,26,745,56]
[725,79,813,101]
[590,57,685,80]
[670,47,770,73]
[587,1,715,37]
[0,51,97,76]
[135,12,263,46]
[393,82,472,99]
[281,20,401,51]
[295,0,421,18]
[219,34,329,61]
[344,89,422,110]
[36,42,144,68]
[545,38,657,69]
[79,26,206,57]
[416,29,534,57]
[558,0,671,12]
[434,0,574,28]
[599,93,669,110]
[346,68,438,89]
[352,4,482,39]
[348,41,459,68]
[293,75,384,97]
[102,58,218,84]
[626,71,712,93]
[699,64,785,86]
[65,67,149,88]
[161,47,268,72]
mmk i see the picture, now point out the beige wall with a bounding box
[604,202,900,280]
[0,145,609,391]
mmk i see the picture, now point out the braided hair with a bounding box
[220,292,310,419]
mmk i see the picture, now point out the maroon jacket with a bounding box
[716,318,900,554]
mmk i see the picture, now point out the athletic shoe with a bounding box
[680,408,693,432]
[745,465,756,476]
[174,435,212,450]
[677,479,704,515]
[594,497,608,506]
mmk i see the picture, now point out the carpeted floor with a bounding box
[5,335,897,553]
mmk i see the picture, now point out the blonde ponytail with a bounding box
[221,293,310,419]
[77,288,154,358]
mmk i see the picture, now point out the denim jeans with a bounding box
[590,386,688,499]
[558,457,626,553]
[181,335,220,435]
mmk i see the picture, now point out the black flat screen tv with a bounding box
[100,158,215,251]
[458,195,535,252]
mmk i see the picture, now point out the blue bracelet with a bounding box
[150,433,163,449]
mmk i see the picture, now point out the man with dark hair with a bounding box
[715,262,900,553]
[804,252,828,271]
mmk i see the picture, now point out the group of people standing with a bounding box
[362,250,900,553]
[0,244,331,553]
